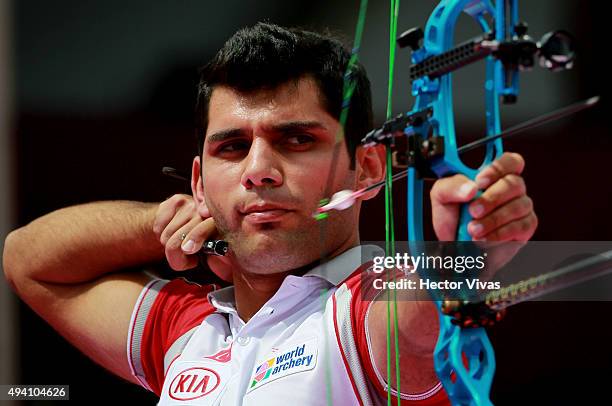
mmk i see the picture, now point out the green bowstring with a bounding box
[384,0,401,405]
[316,1,402,404]
[316,1,368,405]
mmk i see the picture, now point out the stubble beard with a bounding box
[208,200,355,275]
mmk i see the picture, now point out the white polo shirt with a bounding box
[127,245,445,405]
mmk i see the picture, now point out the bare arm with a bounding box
[368,296,440,395]
[2,201,165,384]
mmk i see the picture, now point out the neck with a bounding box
[233,233,359,322]
[232,268,292,322]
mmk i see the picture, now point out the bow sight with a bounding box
[362,24,576,164]
[401,25,575,95]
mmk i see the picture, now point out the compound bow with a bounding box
[316,1,585,405]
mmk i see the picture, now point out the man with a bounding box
[3,23,536,404]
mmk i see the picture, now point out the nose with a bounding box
[240,138,283,189]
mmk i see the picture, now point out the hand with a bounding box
[430,152,538,242]
[152,194,232,281]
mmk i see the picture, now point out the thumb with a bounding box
[430,175,477,204]
[430,175,477,241]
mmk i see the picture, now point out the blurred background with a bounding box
[0,0,610,404]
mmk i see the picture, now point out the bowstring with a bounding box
[384,0,401,405]
[316,1,368,405]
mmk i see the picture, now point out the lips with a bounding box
[239,202,295,224]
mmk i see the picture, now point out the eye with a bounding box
[285,134,315,146]
[218,140,249,153]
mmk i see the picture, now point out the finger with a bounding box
[476,152,525,189]
[432,202,459,242]
[468,174,526,219]
[153,194,193,237]
[475,211,538,242]
[468,196,533,239]
[153,198,178,238]
[159,200,196,246]
[180,217,217,255]
[166,251,199,272]
[430,174,478,204]
[165,216,206,271]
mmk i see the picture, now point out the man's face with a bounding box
[198,77,360,274]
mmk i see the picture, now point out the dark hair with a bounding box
[195,22,373,168]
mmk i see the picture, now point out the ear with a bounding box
[191,156,211,218]
[354,144,386,201]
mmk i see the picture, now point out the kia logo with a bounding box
[169,367,221,401]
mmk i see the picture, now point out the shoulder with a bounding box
[128,277,219,395]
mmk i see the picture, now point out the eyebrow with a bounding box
[270,121,328,134]
[206,128,245,144]
[206,121,328,144]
